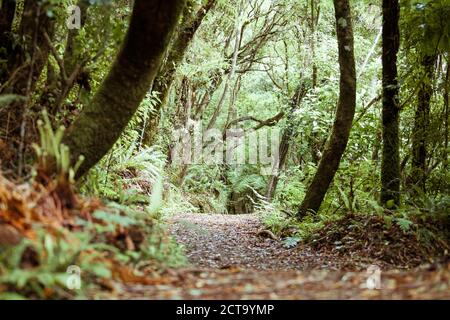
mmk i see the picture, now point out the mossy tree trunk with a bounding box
[266,83,309,201]
[444,62,449,170]
[380,0,401,207]
[63,0,186,178]
[43,0,92,115]
[410,54,437,193]
[298,0,356,217]
[63,0,91,77]
[143,0,216,146]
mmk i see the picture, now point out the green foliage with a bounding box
[402,0,450,54]
[0,229,110,299]
[181,165,228,213]
[2,0,450,295]
[256,199,294,236]
[90,203,187,268]
[160,184,199,216]
[33,110,84,182]
[81,145,165,204]
[0,94,25,107]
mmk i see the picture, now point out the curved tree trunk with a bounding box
[63,0,186,178]
[298,0,356,217]
[380,0,400,207]
[143,0,216,146]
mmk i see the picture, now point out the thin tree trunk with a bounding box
[63,0,186,178]
[411,54,436,193]
[63,0,91,77]
[444,61,449,170]
[48,0,94,115]
[266,84,308,201]
[310,0,320,88]
[206,3,243,131]
[298,0,356,217]
[142,0,216,146]
[380,0,401,207]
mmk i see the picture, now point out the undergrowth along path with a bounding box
[121,213,450,300]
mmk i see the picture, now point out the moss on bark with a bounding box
[411,55,436,193]
[299,0,356,217]
[63,0,186,178]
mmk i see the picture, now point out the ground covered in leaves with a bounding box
[119,213,450,300]
[169,213,362,271]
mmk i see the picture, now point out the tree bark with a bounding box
[444,61,449,170]
[143,0,216,146]
[410,54,436,193]
[63,0,186,178]
[206,9,242,131]
[380,0,401,207]
[298,0,356,217]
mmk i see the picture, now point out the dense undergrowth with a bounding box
[0,113,186,299]
[258,189,450,268]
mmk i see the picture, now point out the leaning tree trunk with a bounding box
[63,0,186,178]
[380,0,401,207]
[298,0,356,217]
[410,54,436,193]
[142,0,216,146]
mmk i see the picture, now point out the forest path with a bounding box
[120,213,450,299]
[168,213,321,270]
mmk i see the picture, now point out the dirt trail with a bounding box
[122,213,450,299]
[169,213,326,270]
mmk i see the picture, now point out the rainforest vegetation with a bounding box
[0,0,449,299]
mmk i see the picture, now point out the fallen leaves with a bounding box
[123,212,449,300]
[120,264,450,300]
[308,213,449,268]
